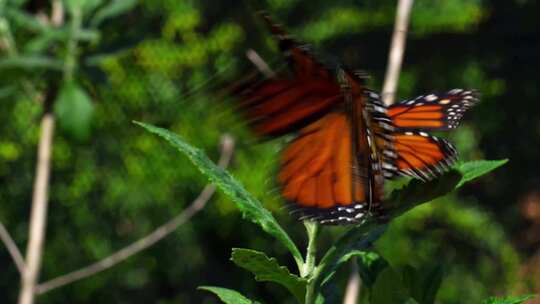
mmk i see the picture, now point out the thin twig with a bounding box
[246,49,276,78]
[17,2,67,301]
[51,0,65,26]
[18,113,55,304]
[343,1,414,303]
[35,135,235,295]
[342,258,360,304]
[381,0,414,106]
[0,221,26,274]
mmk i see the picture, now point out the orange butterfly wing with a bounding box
[278,112,377,224]
[388,89,479,131]
[387,131,457,181]
[235,14,344,137]
[370,89,480,180]
[239,78,342,137]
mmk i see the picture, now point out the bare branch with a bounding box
[246,49,276,78]
[381,0,414,106]
[35,135,236,295]
[51,0,65,27]
[0,221,26,274]
[342,258,360,304]
[18,113,55,304]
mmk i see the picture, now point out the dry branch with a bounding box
[246,49,276,78]
[381,0,414,106]
[343,258,361,304]
[0,221,26,274]
[18,113,55,304]
[35,134,235,295]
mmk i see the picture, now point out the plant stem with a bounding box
[303,221,320,304]
[18,3,67,303]
[381,0,414,105]
[64,5,82,82]
[0,16,18,56]
[18,113,55,304]
[0,4,40,102]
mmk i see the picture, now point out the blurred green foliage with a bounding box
[0,0,538,303]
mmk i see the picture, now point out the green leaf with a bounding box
[388,159,508,216]
[416,265,443,304]
[370,267,409,304]
[0,55,64,70]
[456,159,508,188]
[198,286,258,304]
[0,86,16,99]
[90,0,138,27]
[386,169,463,216]
[321,250,387,289]
[65,0,103,13]
[231,248,306,304]
[354,251,389,288]
[400,264,444,304]
[55,81,94,141]
[316,224,387,292]
[5,7,51,32]
[481,294,535,304]
[316,250,388,304]
[135,122,304,270]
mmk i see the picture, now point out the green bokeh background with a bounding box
[0,0,538,303]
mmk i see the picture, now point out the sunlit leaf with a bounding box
[90,0,138,27]
[65,0,103,13]
[135,122,304,270]
[198,286,259,304]
[456,159,508,188]
[231,248,306,303]
[481,294,535,304]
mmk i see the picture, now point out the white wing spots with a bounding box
[382,163,397,170]
[291,201,376,225]
[354,212,365,219]
[425,94,438,101]
[405,131,414,135]
[369,91,380,99]
[383,150,397,158]
[419,131,429,137]
[439,98,451,104]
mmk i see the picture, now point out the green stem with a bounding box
[0,3,41,102]
[303,221,320,304]
[0,0,17,56]
[64,6,82,81]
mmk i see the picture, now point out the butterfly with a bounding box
[233,13,479,224]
